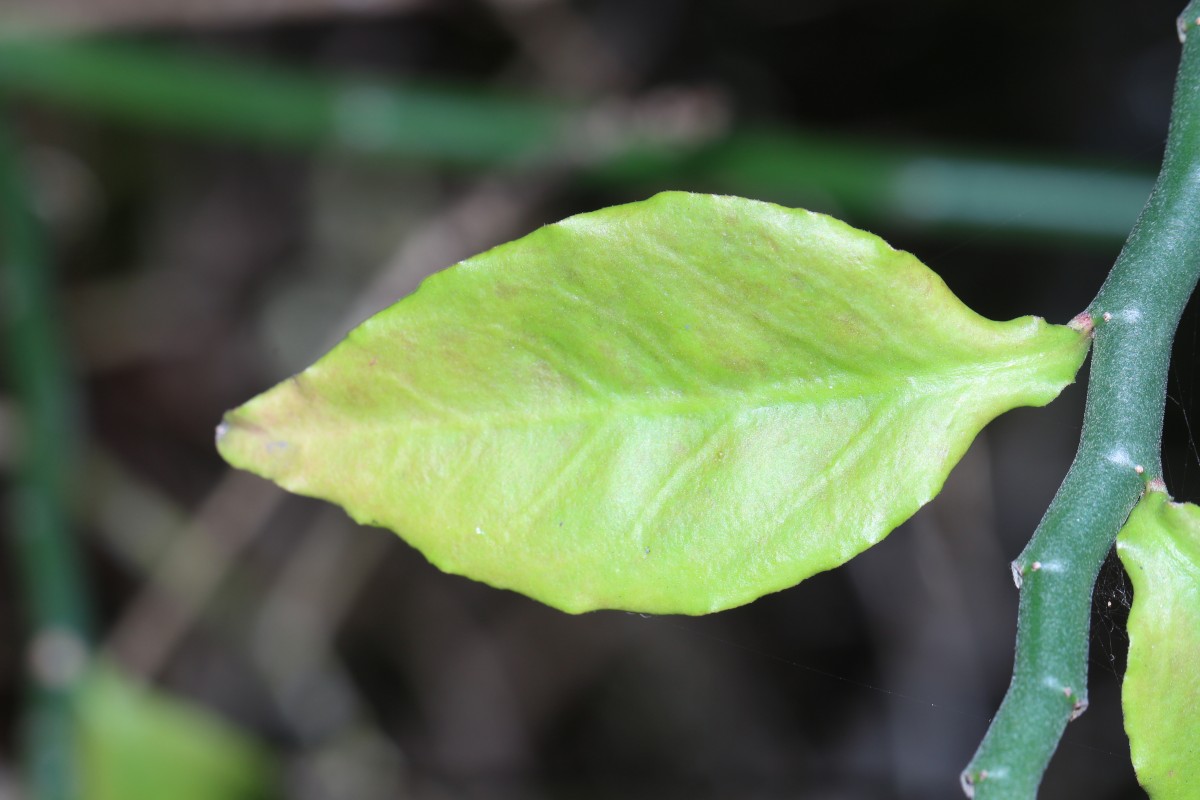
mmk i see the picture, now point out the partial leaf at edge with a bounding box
[1117,490,1200,799]
[80,665,276,800]
[218,191,1088,615]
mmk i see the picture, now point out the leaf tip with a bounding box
[214,419,231,447]
[214,408,293,479]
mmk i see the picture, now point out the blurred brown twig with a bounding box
[0,0,428,35]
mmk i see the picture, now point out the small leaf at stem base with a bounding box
[1118,489,1200,799]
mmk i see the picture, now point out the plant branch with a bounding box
[962,3,1200,796]
[0,104,91,800]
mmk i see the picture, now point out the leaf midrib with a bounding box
[367,355,1056,433]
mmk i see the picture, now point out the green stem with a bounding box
[962,4,1200,797]
[0,38,1151,243]
[0,104,91,800]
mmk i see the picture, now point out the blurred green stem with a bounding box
[962,3,1200,796]
[0,104,90,800]
[0,37,1152,244]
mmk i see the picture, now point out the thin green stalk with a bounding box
[963,4,1200,797]
[0,38,1151,243]
[0,37,566,165]
[0,104,91,800]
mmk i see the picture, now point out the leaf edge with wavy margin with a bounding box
[217,192,1089,615]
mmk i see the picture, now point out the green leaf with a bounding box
[218,191,1087,614]
[79,665,276,800]
[1117,488,1200,799]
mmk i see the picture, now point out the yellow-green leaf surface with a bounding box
[218,192,1087,614]
[1117,490,1200,798]
[80,666,276,800]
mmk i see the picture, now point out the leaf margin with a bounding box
[218,191,1089,615]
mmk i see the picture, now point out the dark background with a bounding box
[2,1,1197,797]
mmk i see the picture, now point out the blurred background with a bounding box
[0,1,1197,798]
